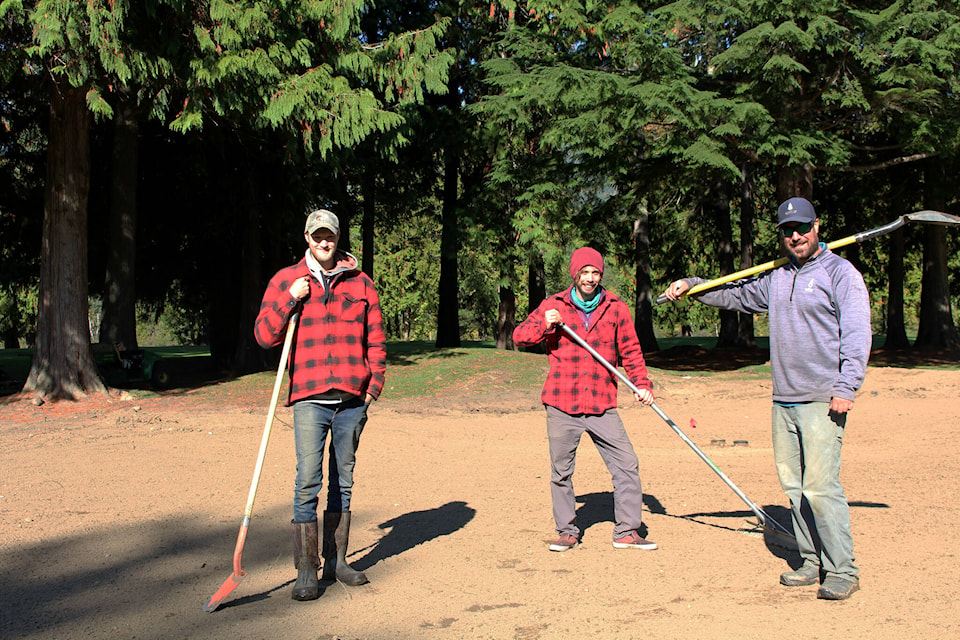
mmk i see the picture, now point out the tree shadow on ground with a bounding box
[0,507,306,639]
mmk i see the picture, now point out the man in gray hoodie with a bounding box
[662,197,871,600]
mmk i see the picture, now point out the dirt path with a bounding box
[2,365,959,639]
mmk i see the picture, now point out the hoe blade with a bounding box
[904,210,960,225]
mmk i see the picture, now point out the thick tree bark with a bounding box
[883,226,909,349]
[632,206,658,353]
[915,160,958,348]
[915,224,957,348]
[496,285,516,350]
[23,82,106,402]
[100,103,139,350]
[435,142,461,348]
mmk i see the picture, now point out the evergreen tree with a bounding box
[476,1,704,350]
[653,0,960,344]
[3,0,158,400]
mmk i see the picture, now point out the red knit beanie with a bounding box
[569,247,604,280]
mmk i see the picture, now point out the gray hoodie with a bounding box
[689,246,871,404]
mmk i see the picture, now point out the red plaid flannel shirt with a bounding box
[254,254,386,405]
[513,287,652,415]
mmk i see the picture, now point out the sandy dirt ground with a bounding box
[2,357,960,640]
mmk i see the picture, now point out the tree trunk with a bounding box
[914,224,956,348]
[100,103,140,350]
[361,169,376,278]
[527,253,546,313]
[632,205,658,353]
[915,160,958,348]
[23,81,106,402]
[709,181,739,347]
[205,130,240,372]
[737,163,757,347]
[334,171,354,254]
[496,285,516,350]
[435,141,461,348]
[777,164,813,201]
[521,253,547,354]
[883,227,909,349]
[233,166,269,375]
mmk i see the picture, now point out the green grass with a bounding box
[384,340,548,399]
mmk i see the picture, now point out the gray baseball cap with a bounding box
[305,209,340,235]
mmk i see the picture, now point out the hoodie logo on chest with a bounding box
[804,278,816,293]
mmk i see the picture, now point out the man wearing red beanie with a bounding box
[514,247,657,552]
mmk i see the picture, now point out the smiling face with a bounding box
[305,228,339,269]
[779,219,821,264]
[574,266,603,300]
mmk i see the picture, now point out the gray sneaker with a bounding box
[817,576,860,600]
[780,564,820,586]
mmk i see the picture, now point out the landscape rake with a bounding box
[558,322,796,548]
[656,209,960,304]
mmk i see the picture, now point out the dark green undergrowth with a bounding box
[2,335,957,403]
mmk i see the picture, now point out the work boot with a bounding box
[817,576,860,600]
[321,511,369,586]
[780,563,820,586]
[291,520,320,601]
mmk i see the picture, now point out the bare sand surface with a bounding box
[2,362,959,639]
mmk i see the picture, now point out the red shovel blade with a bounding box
[203,524,249,612]
[203,570,246,612]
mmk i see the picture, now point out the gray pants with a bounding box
[546,406,645,538]
[772,402,858,580]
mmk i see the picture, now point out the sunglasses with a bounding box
[779,221,814,237]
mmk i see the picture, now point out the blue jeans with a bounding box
[772,402,857,580]
[292,398,369,523]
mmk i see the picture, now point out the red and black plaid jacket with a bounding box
[254,253,386,405]
[513,287,652,415]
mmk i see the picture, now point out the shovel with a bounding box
[656,210,960,304]
[558,322,795,546]
[203,312,299,612]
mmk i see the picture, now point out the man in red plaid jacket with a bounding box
[255,209,386,601]
[514,247,657,553]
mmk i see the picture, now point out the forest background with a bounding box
[1,0,959,402]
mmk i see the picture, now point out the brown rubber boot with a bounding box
[321,511,369,586]
[291,520,320,601]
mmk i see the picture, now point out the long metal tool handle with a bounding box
[655,210,958,304]
[557,323,790,535]
[203,312,299,612]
